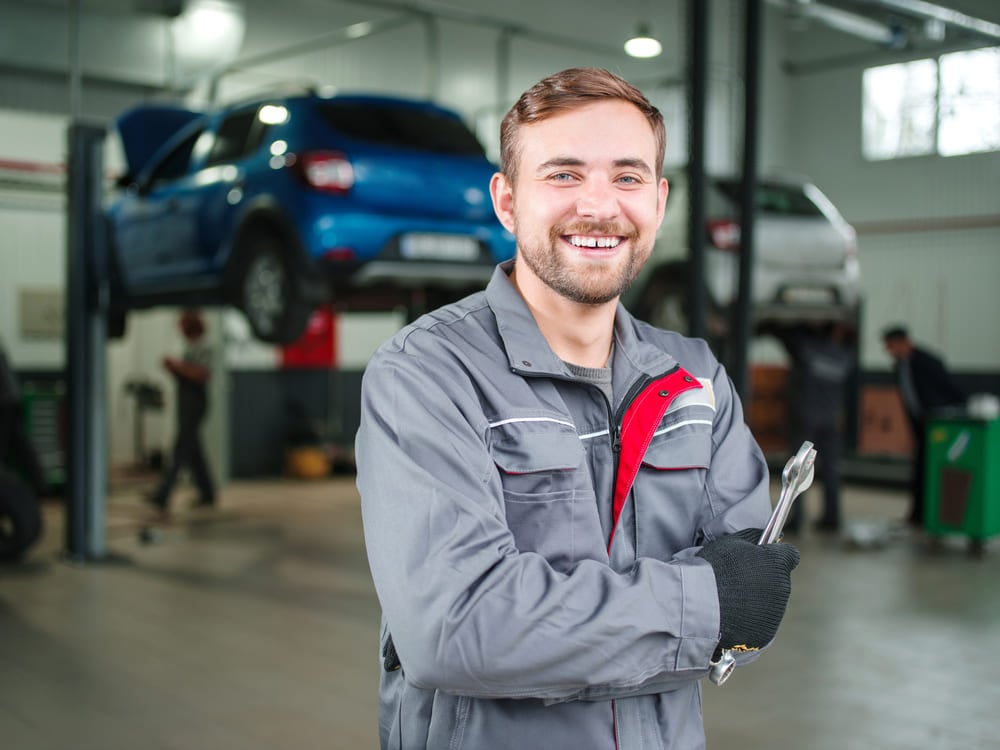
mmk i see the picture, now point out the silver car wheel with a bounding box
[243,251,286,337]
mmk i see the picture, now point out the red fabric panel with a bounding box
[608,368,702,550]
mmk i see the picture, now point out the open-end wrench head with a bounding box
[793,441,815,465]
[760,441,817,545]
[793,447,817,494]
[780,453,798,488]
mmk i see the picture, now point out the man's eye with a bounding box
[551,172,575,182]
[617,175,641,185]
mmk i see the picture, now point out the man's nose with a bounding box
[575,178,620,220]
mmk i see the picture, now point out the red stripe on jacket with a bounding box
[608,368,703,551]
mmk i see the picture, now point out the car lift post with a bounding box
[65,122,109,561]
[729,0,763,401]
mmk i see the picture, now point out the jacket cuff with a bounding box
[674,558,722,670]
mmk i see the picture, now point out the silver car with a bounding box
[626,172,860,339]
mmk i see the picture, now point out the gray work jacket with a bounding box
[356,263,773,750]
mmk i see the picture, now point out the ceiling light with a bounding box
[624,23,662,58]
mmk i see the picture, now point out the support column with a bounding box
[730,0,763,401]
[65,122,109,561]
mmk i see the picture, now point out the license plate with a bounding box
[780,287,835,305]
[400,234,480,261]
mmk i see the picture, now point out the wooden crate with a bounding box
[857,385,913,457]
[748,364,790,455]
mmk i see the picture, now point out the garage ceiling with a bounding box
[0,0,997,104]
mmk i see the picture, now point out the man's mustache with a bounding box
[551,222,638,240]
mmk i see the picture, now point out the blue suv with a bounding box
[108,91,515,343]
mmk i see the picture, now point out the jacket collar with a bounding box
[485,260,677,379]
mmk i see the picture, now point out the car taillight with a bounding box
[296,151,354,193]
[706,219,741,251]
[323,247,356,262]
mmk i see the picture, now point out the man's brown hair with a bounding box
[499,67,666,186]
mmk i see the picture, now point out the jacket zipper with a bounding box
[607,368,673,750]
[605,374,647,536]
[607,366,682,551]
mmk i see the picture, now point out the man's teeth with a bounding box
[569,236,620,248]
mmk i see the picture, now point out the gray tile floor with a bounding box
[1,476,997,749]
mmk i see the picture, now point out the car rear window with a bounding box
[714,180,824,217]
[206,108,268,166]
[314,101,486,156]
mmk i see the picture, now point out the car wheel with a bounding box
[0,469,42,562]
[639,272,728,352]
[107,307,128,339]
[237,235,313,345]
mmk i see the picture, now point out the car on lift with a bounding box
[106,90,516,344]
[625,171,860,346]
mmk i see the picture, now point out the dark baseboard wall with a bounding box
[228,368,363,479]
[8,366,999,483]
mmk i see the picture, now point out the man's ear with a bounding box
[656,176,669,226]
[490,172,516,233]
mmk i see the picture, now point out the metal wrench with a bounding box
[708,440,817,686]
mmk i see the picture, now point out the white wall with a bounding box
[781,30,1000,372]
[0,109,68,369]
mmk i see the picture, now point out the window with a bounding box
[206,108,264,166]
[316,102,486,157]
[938,47,1000,157]
[863,59,937,160]
[862,46,1000,160]
[715,180,824,218]
[147,129,203,187]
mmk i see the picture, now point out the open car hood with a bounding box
[114,104,204,179]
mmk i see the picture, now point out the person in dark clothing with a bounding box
[773,322,855,533]
[882,325,965,527]
[147,310,216,517]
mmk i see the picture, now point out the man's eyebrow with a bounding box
[536,157,585,172]
[535,156,654,174]
[613,157,654,174]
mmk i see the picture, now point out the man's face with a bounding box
[490,99,668,306]
[884,337,909,360]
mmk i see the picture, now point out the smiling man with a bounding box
[356,68,800,750]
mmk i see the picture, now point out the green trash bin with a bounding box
[924,413,1000,550]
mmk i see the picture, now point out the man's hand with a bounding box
[162,357,209,383]
[697,530,800,655]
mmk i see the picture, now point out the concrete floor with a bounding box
[1,476,998,749]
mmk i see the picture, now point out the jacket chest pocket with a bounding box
[489,420,599,570]
[635,424,713,556]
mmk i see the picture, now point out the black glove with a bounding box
[697,529,800,656]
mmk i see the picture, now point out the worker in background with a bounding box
[146,309,216,518]
[773,321,855,533]
[882,325,965,528]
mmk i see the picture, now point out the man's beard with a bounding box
[517,221,648,305]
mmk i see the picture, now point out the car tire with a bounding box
[236,233,314,345]
[0,468,43,562]
[107,307,128,339]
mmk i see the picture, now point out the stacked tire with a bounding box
[0,468,42,562]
